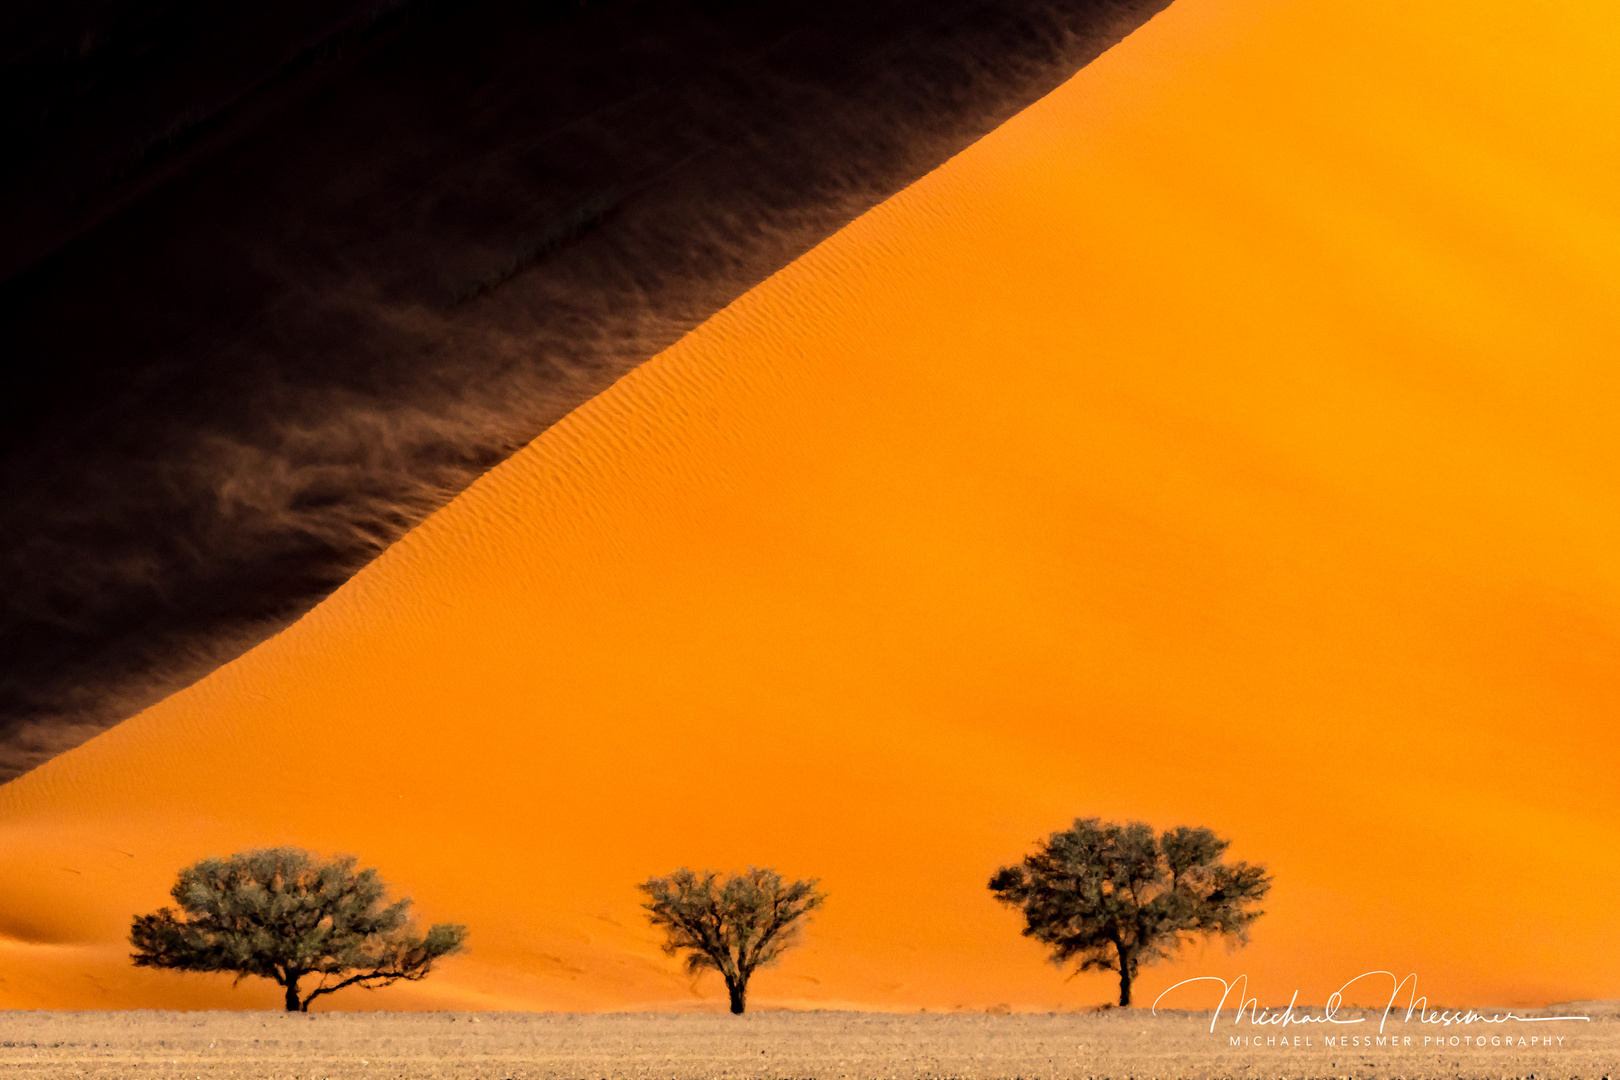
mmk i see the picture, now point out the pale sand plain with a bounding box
[0,1007,1614,1080]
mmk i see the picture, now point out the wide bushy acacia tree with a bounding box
[130,847,467,1011]
[639,866,825,1014]
[989,818,1270,1007]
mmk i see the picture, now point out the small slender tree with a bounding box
[989,818,1270,1007]
[130,847,467,1011]
[638,866,825,1014]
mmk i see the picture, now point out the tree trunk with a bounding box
[727,976,747,1015]
[283,973,301,1012]
[1116,945,1133,1007]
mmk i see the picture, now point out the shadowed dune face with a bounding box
[0,0,1616,1013]
[0,0,1170,779]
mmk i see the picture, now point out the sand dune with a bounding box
[0,0,1168,777]
[0,0,1616,1014]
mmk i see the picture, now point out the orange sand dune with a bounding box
[2,0,1618,1011]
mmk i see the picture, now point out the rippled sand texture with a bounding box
[0,0,1169,776]
[1,1010,1617,1080]
[1,0,1618,1013]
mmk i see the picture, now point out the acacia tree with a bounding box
[638,866,825,1014]
[130,847,467,1011]
[989,818,1270,1007]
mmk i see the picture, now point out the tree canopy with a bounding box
[638,866,825,1013]
[130,847,467,1011]
[988,818,1270,1006]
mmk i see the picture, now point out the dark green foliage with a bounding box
[639,866,825,1014]
[989,818,1271,1007]
[130,847,467,1011]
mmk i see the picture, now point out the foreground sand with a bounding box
[0,1007,1614,1080]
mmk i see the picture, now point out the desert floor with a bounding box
[0,1006,1614,1080]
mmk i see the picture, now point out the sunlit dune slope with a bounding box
[1,0,1618,1011]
